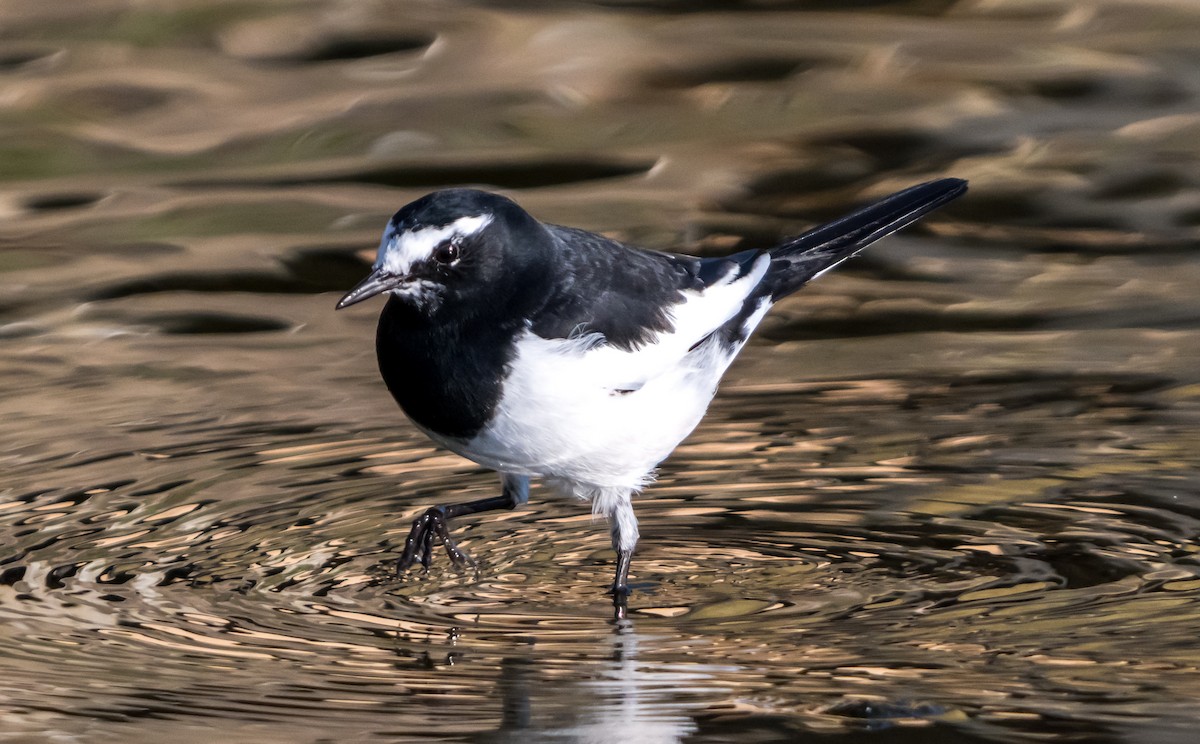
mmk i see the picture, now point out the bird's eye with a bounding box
[432,240,460,265]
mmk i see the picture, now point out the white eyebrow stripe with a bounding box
[377,214,492,275]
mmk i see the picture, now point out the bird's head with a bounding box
[336,189,550,317]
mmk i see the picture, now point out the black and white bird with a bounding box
[337,178,966,610]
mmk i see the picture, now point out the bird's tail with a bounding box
[759,178,967,301]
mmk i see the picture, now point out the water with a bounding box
[2,0,1200,741]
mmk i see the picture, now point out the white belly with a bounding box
[456,331,739,489]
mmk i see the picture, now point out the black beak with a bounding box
[336,270,399,309]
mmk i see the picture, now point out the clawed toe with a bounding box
[396,506,477,575]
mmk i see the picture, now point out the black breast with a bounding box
[375,297,519,440]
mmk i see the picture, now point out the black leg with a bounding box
[396,475,528,574]
[608,509,636,619]
[610,548,633,620]
[611,548,633,594]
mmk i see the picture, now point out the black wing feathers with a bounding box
[530,226,704,351]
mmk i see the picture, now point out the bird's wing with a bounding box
[522,180,967,393]
[528,226,770,391]
[530,226,690,351]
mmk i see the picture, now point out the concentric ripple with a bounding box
[1,368,1199,741]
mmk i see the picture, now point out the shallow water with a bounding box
[2,0,1200,741]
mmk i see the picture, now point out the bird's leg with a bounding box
[611,546,633,592]
[396,474,529,574]
[607,492,639,619]
[611,546,634,620]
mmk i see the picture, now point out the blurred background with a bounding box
[1,0,1199,742]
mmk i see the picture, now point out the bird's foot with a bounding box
[610,583,632,620]
[395,506,477,574]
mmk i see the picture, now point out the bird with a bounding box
[336,177,967,613]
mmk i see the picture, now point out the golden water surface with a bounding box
[2,0,1200,741]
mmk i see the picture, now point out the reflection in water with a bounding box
[1,0,1200,741]
[490,623,700,744]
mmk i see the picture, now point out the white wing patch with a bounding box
[376,214,492,275]
[459,253,773,489]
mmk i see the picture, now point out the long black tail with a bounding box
[759,178,967,301]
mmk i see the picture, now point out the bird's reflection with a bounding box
[486,619,702,744]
